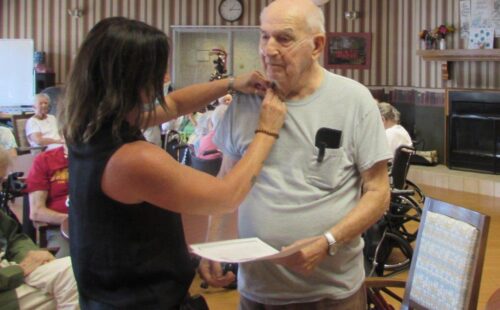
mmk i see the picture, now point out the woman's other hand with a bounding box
[233,71,272,97]
[257,88,287,135]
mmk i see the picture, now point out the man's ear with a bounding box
[312,34,326,60]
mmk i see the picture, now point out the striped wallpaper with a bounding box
[1,0,499,90]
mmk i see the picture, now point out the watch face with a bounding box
[219,0,243,22]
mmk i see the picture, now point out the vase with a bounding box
[439,38,446,50]
[425,40,434,50]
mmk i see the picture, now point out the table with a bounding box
[486,288,500,310]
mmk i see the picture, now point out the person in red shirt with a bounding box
[26,145,69,258]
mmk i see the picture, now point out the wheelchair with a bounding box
[0,171,26,230]
[364,146,424,277]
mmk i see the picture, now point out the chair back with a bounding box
[11,113,34,153]
[402,197,490,310]
[390,145,415,189]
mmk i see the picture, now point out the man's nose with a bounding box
[260,39,280,57]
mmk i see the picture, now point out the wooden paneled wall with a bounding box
[1,0,498,89]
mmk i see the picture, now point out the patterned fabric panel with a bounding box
[409,211,478,310]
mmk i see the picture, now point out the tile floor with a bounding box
[408,164,500,198]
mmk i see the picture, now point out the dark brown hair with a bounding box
[62,17,169,143]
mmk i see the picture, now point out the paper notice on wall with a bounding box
[468,27,495,48]
[460,1,472,38]
[493,0,500,36]
[471,0,500,37]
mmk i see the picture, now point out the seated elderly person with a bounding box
[25,94,63,150]
[0,126,17,157]
[26,144,69,258]
[378,101,413,156]
[0,147,78,309]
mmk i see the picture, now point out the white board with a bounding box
[0,39,34,107]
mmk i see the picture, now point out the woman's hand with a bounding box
[257,88,287,134]
[233,71,272,97]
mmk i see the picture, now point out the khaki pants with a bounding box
[239,285,366,310]
[16,257,79,310]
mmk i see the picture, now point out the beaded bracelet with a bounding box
[254,129,279,139]
[227,76,235,95]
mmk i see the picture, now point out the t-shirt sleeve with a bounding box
[213,96,243,160]
[353,93,393,172]
[26,153,50,192]
[0,127,17,149]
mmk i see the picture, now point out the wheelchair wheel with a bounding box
[405,180,425,204]
[388,195,422,243]
[371,232,413,276]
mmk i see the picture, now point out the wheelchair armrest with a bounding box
[45,247,60,255]
[202,149,221,156]
[16,146,47,154]
[390,189,415,196]
[174,144,189,150]
[365,277,407,289]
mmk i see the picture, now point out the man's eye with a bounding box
[278,37,292,44]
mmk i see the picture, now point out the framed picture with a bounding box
[325,32,371,69]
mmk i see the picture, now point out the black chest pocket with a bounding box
[306,147,350,191]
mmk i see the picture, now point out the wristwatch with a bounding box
[323,231,338,256]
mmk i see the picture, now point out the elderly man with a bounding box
[25,94,63,150]
[200,0,391,309]
[26,144,69,258]
[0,147,78,309]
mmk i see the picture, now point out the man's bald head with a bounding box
[261,0,325,35]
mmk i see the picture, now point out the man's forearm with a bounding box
[329,161,390,244]
[31,207,67,225]
[329,189,389,244]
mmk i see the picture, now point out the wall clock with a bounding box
[219,0,244,22]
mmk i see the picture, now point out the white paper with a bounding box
[471,0,500,37]
[190,237,317,263]
[460,0,471,39]
[468,27,495,48]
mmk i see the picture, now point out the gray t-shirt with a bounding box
[214,69,392,304]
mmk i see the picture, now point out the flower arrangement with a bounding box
[433,24,455,39]
[419,24,455,49]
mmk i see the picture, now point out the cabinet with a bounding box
[446,89,500,174]
[35,72,55,93]
[416,49,500,80]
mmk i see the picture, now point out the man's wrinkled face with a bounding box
[259,11,314,85]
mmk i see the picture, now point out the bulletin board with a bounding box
[0,39,34,107]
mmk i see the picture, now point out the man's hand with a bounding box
[271,236,328,276]
[198,258,236,288]
[19,250,55,276]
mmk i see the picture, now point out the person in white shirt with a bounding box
[378,101,413,157]
[0,126,17,157]
[25,94,63,150]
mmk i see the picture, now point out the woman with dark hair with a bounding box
[62,17,286,308]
